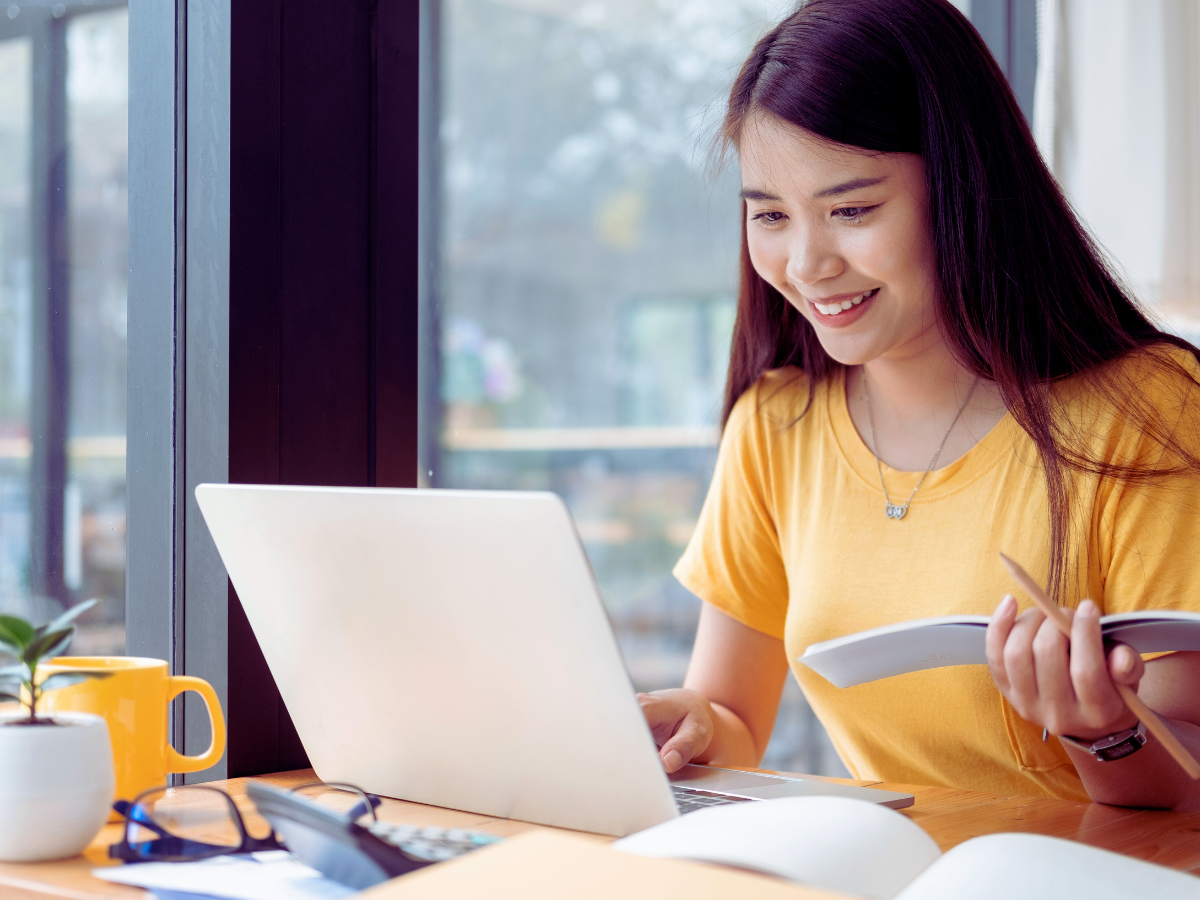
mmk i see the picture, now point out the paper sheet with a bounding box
[615,795,940,900]
[94,851,356,900]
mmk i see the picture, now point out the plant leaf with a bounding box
[0,691,22,704]
[39,671,111,693]
[0,615,34,651]
[22,628,73,665]
[42,598,99,636]
[38,672,86,692]
[40,631,74,662]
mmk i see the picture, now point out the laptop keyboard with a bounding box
[672,785,759,815]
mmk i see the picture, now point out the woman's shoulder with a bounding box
[1105,341,1200,383]
[1056,341,1200,457]
[721,366,839,468]
[1058,342,1200,408]
[727,366,823,428]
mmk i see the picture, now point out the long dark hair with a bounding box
[722,0,1200,600]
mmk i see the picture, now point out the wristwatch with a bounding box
[1058,721,1147,762]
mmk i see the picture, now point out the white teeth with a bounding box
[815,291,874,315]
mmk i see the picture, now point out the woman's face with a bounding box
[739,114,940,367]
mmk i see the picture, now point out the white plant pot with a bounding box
[0,711,115,862]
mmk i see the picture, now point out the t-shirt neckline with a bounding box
[826,367,1021,501]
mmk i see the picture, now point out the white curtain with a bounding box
[1034,0,1200,341]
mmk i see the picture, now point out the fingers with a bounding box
[986,594,1018,693]
[658,714,710,774]
[1069,600,1118,711]
[1002,606,1046,713]
[637,691,688,750]
[1108,643,1145,687]
[1032,614,1074,728]
[638,689,714,773]
[987,590,1153,741]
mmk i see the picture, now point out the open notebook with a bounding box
[614,796,1198,898]
[367,796,1198,900]
[797,610,1200,688]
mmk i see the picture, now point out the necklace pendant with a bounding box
[886,503,908,520]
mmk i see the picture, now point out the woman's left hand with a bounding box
[986,594,1142,741]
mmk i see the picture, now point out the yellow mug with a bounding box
[37,657,226,809]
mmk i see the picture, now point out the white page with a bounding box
[1103,614,1200,654]
[798,618,990,688]
[94,851,356,900]
[798,611,1200,688]
[614,795,941,900]
[897,832,1199,899]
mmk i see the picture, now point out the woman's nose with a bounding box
[786,228,844,286]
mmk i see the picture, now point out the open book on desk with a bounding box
[613,796,1199,899]
[369,796,1199,900]
[797,610,1200,688]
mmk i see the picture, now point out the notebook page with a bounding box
[895,833,1198,899]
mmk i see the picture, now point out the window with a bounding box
[432,0,846,774]
[0,4,128,654]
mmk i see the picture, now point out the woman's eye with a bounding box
[750,210,787,227]
[832,205,877,222]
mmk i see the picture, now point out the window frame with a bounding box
[127,0,426,779]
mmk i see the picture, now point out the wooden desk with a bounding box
[2,768,1198,898]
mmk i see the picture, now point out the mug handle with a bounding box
[165,675,228,774]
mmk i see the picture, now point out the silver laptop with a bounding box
[195,484,913,836]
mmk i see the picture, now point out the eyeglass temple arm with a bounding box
[347,795,383,821]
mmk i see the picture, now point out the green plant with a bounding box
[0,599,110,724]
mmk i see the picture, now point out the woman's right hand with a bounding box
[637,688,715,774]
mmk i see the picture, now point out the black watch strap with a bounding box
[1059,721,1148,762]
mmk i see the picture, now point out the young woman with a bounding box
[639,0,1200,810]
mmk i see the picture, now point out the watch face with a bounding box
[1061,724,1148,762]
[1097,736,1145,762]
[1093,725,1148,762]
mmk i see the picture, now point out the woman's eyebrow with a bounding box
[813,176,888,198]
[739,187,780,201]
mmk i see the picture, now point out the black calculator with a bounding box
[246,781,502,890]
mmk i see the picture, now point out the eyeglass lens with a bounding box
[121,786,269,860]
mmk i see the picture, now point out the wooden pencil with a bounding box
[999,552,1200,780]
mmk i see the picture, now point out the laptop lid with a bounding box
[195,484,678,836]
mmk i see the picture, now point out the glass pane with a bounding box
[66,7,128,654]
[0,35,32,623]
[0,5,127,659]
[436,0,847,776]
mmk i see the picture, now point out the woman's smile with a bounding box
[806,287,880,326]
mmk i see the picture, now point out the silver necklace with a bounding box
[862,372,979,521]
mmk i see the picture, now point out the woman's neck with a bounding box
[845,341,1007,472]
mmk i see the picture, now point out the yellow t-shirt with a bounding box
[674,348,1200,800]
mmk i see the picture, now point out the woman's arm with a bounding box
[986,594,1200,810]
[638,602,790,773]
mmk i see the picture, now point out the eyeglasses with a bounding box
[110,782,381,863]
